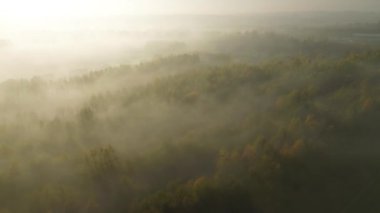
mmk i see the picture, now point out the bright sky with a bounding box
[0,0,379,30]
[0,0,379,18]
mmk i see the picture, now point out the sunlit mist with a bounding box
[0,0,380,212]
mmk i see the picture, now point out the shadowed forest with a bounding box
[1,13,380,213]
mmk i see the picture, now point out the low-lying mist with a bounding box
[1,12,380,212]
[2,13,380,80]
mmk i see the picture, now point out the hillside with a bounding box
[0,42,379,212]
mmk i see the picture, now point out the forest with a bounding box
[1,12,380,213]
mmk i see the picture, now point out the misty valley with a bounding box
[1,13,380,212]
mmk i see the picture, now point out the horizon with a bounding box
[1,0,380,18]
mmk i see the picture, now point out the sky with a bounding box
[0,0,380,18]
[124,0,380,14]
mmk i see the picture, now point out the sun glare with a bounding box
[0,0,129,30]
[2,0,87,18]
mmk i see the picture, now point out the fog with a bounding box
[1,11,380,80]
[1,1,380,212]
[0,0,379,80]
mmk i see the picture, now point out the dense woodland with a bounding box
[0,29,380,212]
